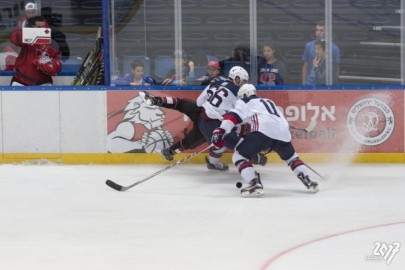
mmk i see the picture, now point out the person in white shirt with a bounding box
[211,84,319,197]
[196,66,249,171]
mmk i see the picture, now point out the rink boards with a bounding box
[1,85,405,164]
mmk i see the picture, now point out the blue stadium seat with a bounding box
[154,56,175,81]
[123,56,151,76]
[61,56,83,74]
[194,66,208,80]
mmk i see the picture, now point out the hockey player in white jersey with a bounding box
[196,66,249,171]
[211,84,319,197]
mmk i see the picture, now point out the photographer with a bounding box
[9,16,62,86]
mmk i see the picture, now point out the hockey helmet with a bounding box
[238,83,256,98]
[228,66,249,86]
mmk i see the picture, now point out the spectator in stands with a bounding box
[9,16,62,86]
[17,2,38,28]
[257,40,286,85]
[197,60,227,86]
[111,60,155,86]
[219,43,250,77]
[162,49,195,86]
[41,7,70,59]
[312,39,337,85]
[301,20,340,85]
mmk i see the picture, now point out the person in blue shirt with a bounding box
[313,39,337,85]
[112,60,154,86]
[301,20,340,85]
[257,40,286,85]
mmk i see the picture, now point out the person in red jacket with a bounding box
[10,16,62,86]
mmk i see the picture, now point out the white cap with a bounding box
[25,2,37,10]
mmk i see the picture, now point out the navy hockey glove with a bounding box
[211,128,226,148]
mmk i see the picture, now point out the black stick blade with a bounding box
[106,180,124,191]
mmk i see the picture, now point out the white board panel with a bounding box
[2,91,60,154]
[60,91,107,152]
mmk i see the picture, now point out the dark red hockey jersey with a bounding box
[10,28,62,85]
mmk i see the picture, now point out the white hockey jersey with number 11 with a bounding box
[221,96,292,142]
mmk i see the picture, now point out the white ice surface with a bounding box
[1,162,404,270]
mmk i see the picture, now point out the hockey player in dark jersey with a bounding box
[212,84,319,197]
[139,89,267,169]
[10,16,62,86]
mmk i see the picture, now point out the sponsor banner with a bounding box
[106,89,404,154]
[265,90,403,153]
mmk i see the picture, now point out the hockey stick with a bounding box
[106,144,213,192]
[289,119,317,133]
[304,162,326,180]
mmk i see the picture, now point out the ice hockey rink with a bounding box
[1,161,404,270]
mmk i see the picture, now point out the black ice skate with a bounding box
[297,172,319,193]
[205,156,229,171]
[156,148,174,161]
[240,173,264,197]
[139,91,163,106]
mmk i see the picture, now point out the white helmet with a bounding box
[228,66,249,86]
[238,83,256,98]
[25,2,37,10]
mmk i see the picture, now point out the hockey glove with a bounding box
[33,56,62,76]
[211,128,226,148]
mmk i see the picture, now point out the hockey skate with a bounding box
[139,91,162,106]
[156,148,174,161]
[240,173,264,197]
[205,156,229,171]
[297,172,319,193]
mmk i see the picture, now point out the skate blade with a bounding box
[241,188,264,197]
[309,186,319,193]
[139,91,153,106]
